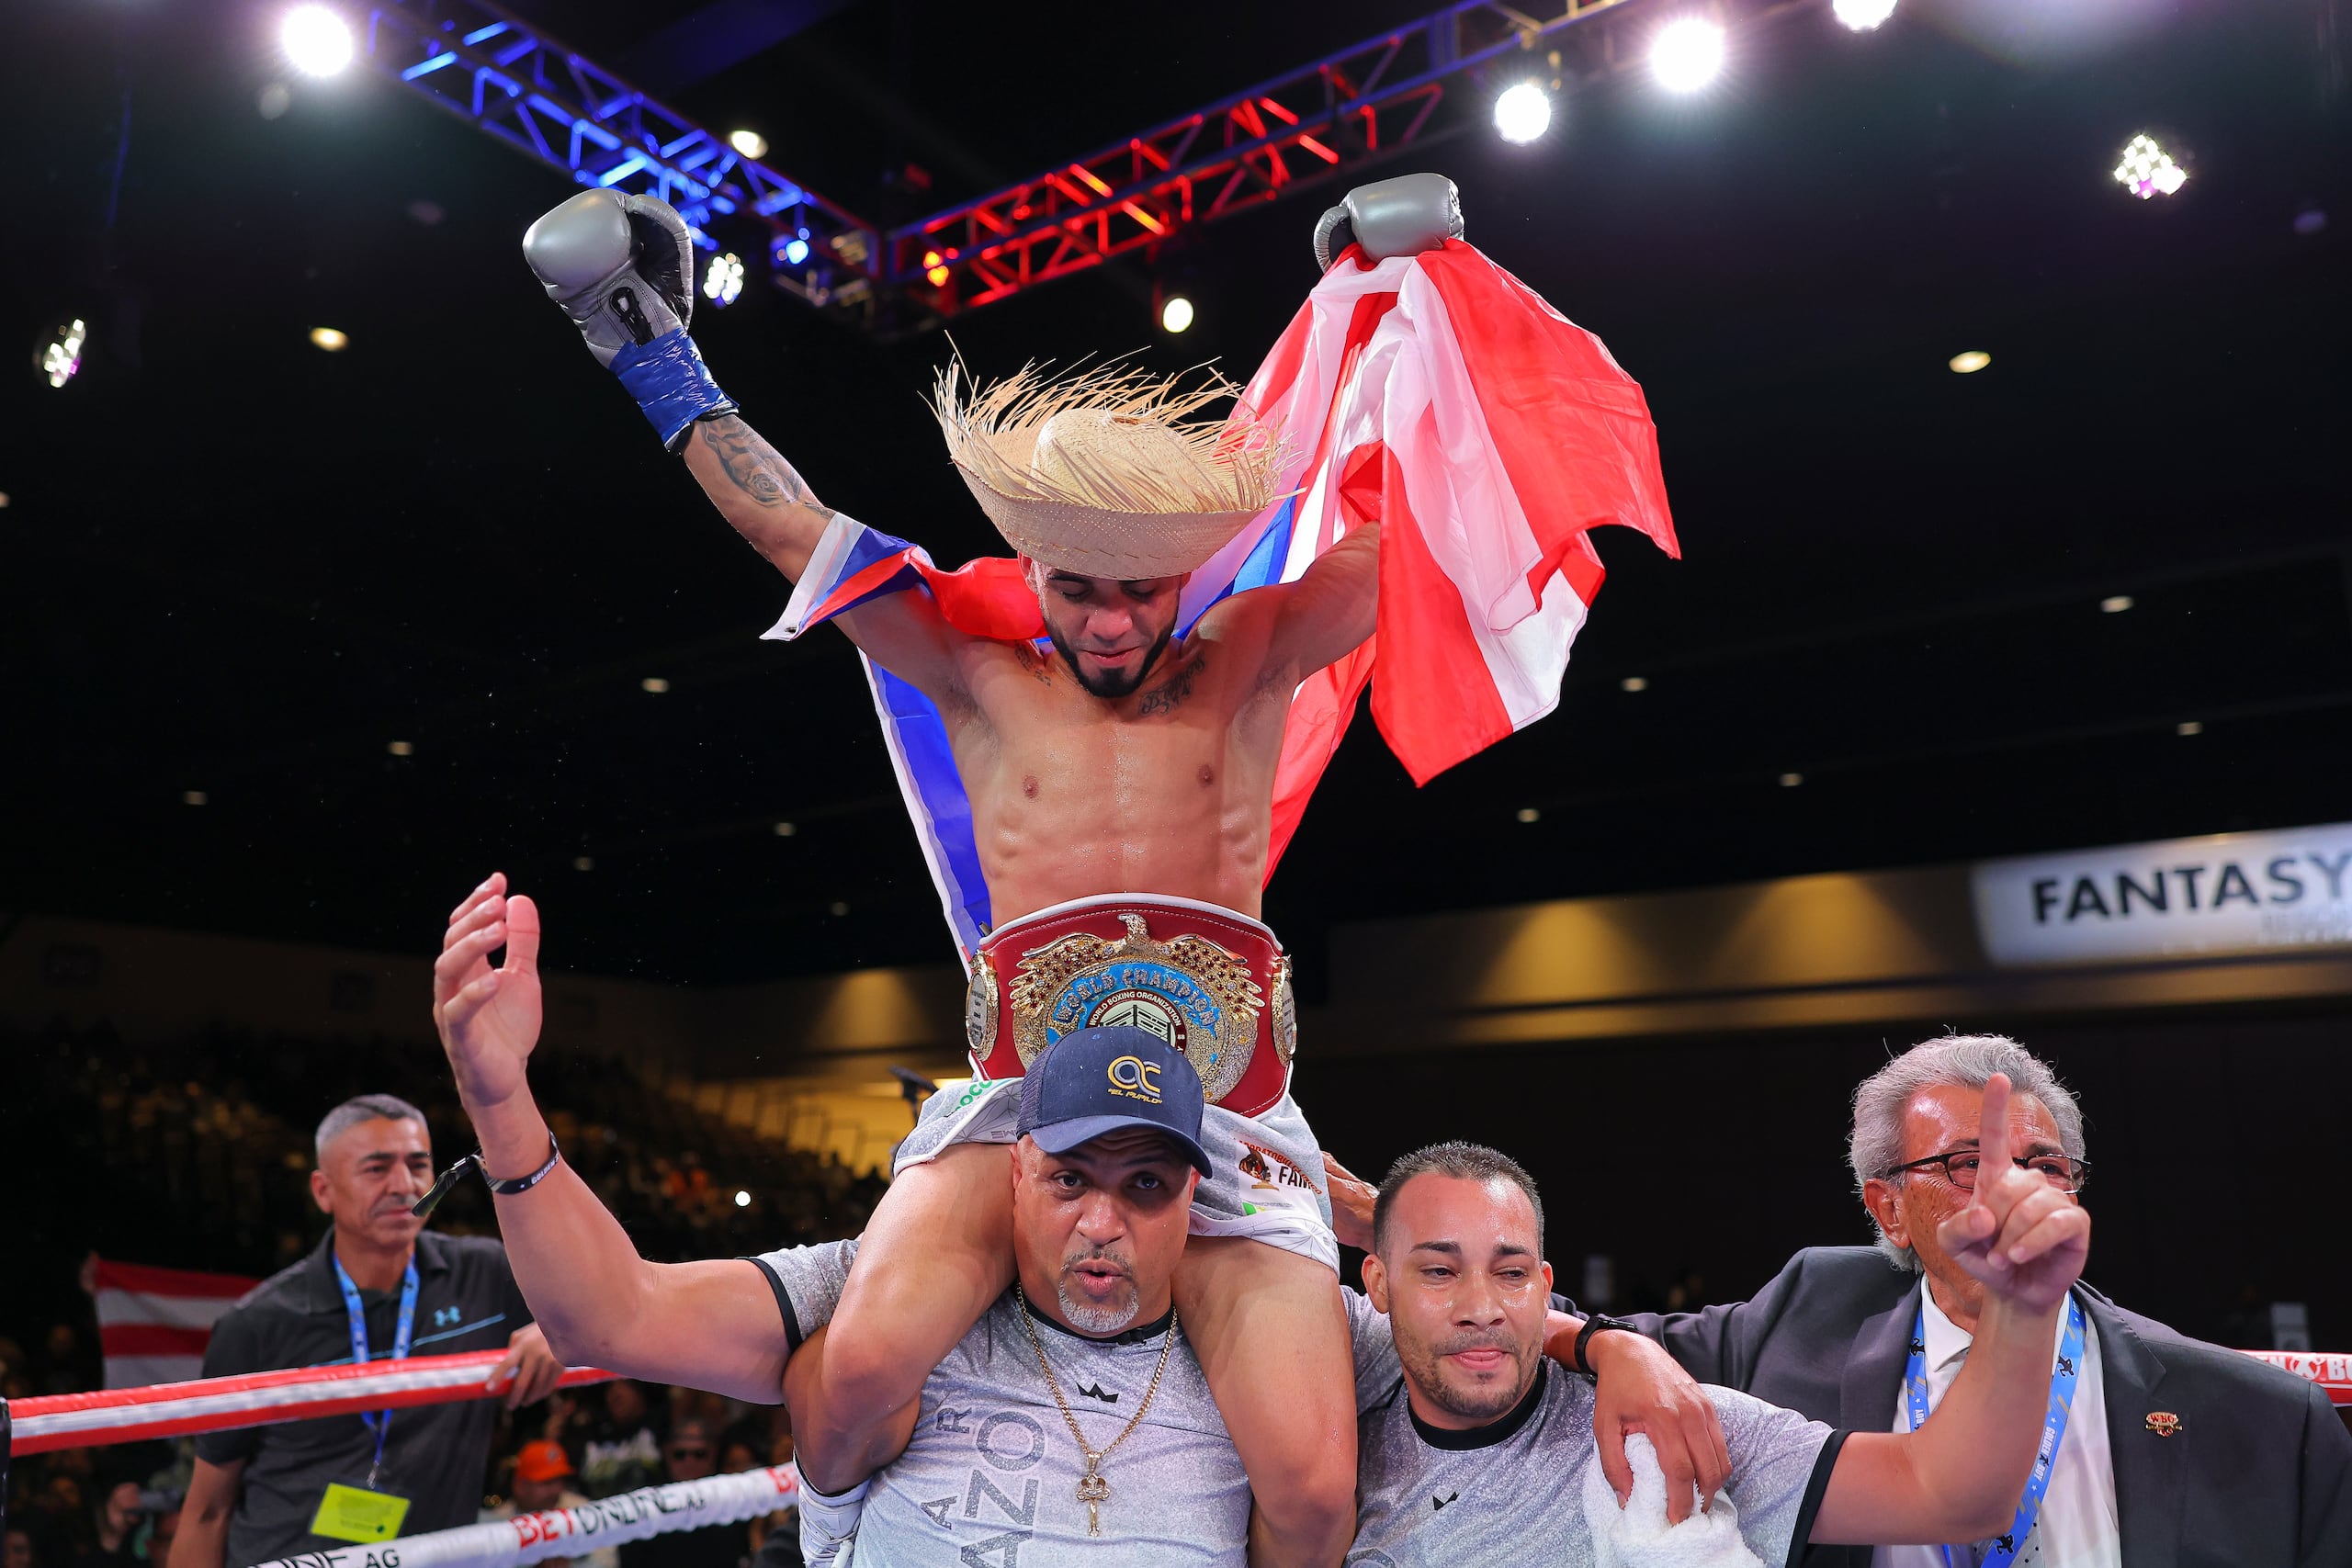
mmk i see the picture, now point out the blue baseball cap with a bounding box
[1015,1026,1214,1178]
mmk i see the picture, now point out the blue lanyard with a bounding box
[1904,1292,2085,1568]
[332,1252,419,1487]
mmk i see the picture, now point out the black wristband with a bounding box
[412,1133,561,1218]
[1573,1314,1636,1376]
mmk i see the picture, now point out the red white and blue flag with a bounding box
[92,1257,257,1389]
[765,239,1678,961]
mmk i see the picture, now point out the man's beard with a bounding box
[1401,1329,1539,1423]
[1045,620,1174,700]
[1056,1246,1141,1334]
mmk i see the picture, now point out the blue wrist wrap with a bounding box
[610,328,738,451]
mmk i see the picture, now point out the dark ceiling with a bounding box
[5,0,2348,991]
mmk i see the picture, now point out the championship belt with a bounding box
[966,894,1297,1121]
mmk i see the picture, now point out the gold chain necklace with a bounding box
[1012,1280,1180,1538]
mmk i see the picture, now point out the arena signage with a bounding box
[1971,822,2352,966]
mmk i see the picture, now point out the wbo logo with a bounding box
[1106,1055,1162,1103]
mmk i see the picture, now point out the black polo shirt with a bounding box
[196,1229,532,1566]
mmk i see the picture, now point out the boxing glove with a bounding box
[523,189,737,451]
[1312,172,1464,272]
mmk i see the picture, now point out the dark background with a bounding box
[4,0,2349,1348]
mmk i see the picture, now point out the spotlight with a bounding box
[829,900,850,917]
[1620,675,1648,693]
[733,1190,752,1208]
[1948,350,1990,374]
[2176,720,2203,737]
[922,250,951,288]
[1494,82,1553,144]
[1651,18,1726,94]
[728,130,768,161]
[281,6,354,77]
[782,235,811,265]
[1832,0,1897,29]
[773,821,797,837]
[2112,134,2187,199]
[641,676,670,693]
[1516,807,1542,824]
[2099,594,2133,614]
[1779,772,1804,788]
[387,739,413,756]
[703,252,745,307]
[310,327,348,352]
[183,790,209,807]
[1159,295,1195,334]
[40,319,87,389]
[573,855,594,871]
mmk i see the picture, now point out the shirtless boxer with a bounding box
[500,175,1711,1567]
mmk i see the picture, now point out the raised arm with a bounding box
[521,190,965,701]
[431,874,794,1403]
[1261,520,1381,679]
[1811,1074,2092,1545]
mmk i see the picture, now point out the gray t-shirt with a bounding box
[1341,1292,1843,1568]
[753,1240,1251,1566]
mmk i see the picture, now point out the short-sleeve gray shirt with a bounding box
[1342,1289,1842,1568]
[753,1240,1250,1567]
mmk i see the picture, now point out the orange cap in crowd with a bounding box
[514,1440,574,1483]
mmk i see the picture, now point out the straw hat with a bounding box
[932,358,1288,580]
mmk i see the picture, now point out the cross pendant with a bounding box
[1077,1465,1111,1538]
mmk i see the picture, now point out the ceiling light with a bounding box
[1651,18,1726,94]
[310,327,348,352]
[2176,720,2203,737]
[1948,350,1990,374]
[1516,807,1542,824]
[702,252,744,307]
[1620,675,1648,693]
[1832,0,1898,29]
[2099,594,2133,615]
[1779,772,1804,788]
[733,1190,752,1207]
[773,820,797,837]
[1159,295,1195,333]
[42,320,87,389]
[387,740,413,757]
[183,790,209,807]
[0,492,11,508]
[922,250,951,288]
[829,900,850,917]
[2112,134,2187,200]
[641,677,670,694]
[1494,82,1553,144]
[782,235,810,265]
[573,855,594,871]
[282,6,354,76]
[729,130,768,161]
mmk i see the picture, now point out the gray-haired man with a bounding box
[1617,1033,2352,1567]
[171,1095,564,1568]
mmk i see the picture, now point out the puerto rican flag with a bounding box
[92,1258,256,1389]
[766,239,1677,962]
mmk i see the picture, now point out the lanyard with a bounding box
[1904,1292,2085,1568]
[332,1252,420,1488]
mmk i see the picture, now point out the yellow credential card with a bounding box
[311,1483,412,1543]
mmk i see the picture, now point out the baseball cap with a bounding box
[1015,1026,1214,1177]
[514,1440,574,1483]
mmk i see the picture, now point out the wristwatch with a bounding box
[1573,1314,1638,1376]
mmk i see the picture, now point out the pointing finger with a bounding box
[1973,1073,2014,1200]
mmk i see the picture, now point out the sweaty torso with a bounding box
[942,595,1291,924]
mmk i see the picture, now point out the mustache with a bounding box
[1431,1329,1521,1358]
[1061,1244,1135,1280]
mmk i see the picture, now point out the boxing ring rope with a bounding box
[2,1348,2339,1568]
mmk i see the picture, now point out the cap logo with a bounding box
[1107,1055,1163,1102]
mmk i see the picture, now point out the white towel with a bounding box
[1581,1433,1765,1568]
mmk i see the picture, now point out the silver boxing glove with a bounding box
[522,189,735,450]
[1312,172,1464,272]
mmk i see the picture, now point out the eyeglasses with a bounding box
[1881,1148,2089,1195]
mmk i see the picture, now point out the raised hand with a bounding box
[1933,1073,2089,1312]
[433,873,544,1115]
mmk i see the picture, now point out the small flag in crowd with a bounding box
[92,1257,256,1388]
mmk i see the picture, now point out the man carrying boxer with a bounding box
[481,174,1708,1567]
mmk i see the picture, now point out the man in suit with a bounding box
[1613,1033,2351,1568]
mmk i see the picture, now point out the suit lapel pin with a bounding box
[2145,1411,2182,1438]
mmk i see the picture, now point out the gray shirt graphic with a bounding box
[753,1240,1250,1566]
[1343,1289,1842,1568]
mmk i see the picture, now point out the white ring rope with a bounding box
[238,1467,802,1568]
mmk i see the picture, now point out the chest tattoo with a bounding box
[1136,651,1206,717]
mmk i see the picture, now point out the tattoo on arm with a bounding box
[697,414,831,517]
[1136,651,1205,716]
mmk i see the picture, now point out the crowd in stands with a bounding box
[6,1017,894,1568]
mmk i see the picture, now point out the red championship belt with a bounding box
[966,894,1296,1120]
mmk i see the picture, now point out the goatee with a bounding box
[1046,621,1174,699]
